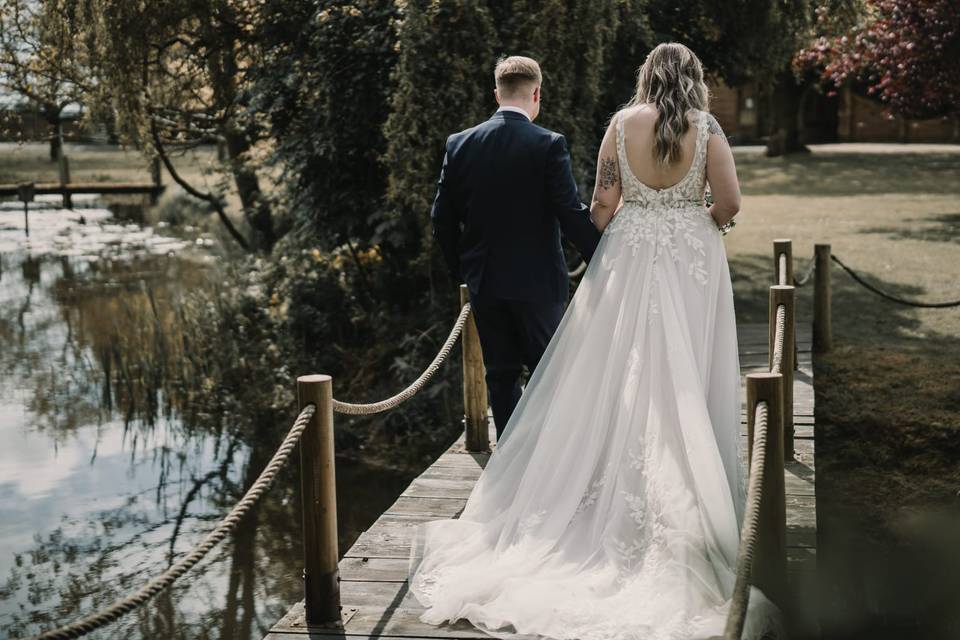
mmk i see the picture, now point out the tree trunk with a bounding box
[204,17,275,253]
[47,112,63,162]
[765,68,809,157]
[223,127,275,251]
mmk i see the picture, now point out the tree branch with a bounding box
[149,114,251,252]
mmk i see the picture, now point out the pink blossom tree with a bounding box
[796,0,960,119]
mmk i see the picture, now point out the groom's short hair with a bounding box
[495,56,542,99]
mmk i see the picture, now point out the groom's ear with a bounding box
[533,86,541,103]
[494,88,501,105]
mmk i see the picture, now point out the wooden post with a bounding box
[773,239,792,286]
[17,183,34,238]
[460,285,489,451]
[813,244,832,353]
[769,285,796,459]
[57,147,72,210]
[773,238,800,370]
[150,156,163,205]
[297,374,342,626]
[746,372,787,607]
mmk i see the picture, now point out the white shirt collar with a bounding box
[497,105,532,121]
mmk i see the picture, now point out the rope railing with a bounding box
[331,302,471,415]
[27,404,318,640]
[725,242,794,638]
[724,302,786,640]
[770,303,786,374]
[830,253,960,308]
[724,400,770,640]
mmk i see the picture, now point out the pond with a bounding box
[0,198,415,639]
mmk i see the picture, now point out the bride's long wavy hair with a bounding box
[627,43,709,166]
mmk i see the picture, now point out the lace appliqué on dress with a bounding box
[606,109,715,288]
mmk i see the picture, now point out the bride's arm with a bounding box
[704,115,741,227]
[589,116,621,232]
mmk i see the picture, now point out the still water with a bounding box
[0,198,414,639]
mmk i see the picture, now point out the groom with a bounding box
[431,55,601,440]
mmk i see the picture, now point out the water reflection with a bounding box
[0,201,413,639]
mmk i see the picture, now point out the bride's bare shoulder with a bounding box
[620,104,705,127]
[618,104,657,123]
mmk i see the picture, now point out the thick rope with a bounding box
[568,261,587,278]
[331,303,471,415]
[792,257,815,288]
[831,254,960,308]
[770,304,785,375]
[724,400,770,640]
[28,404,317,640]
[777,253,787,287]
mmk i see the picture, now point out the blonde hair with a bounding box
[628,43,709,166]
[495,56,542,99]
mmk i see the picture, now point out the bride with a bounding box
[409,43,782,639]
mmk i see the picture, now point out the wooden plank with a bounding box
[341,557,410,583]
[383,496,466,519]
[269,600,488,638]
[401,477,476,500]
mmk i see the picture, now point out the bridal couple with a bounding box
[410,44,782,639]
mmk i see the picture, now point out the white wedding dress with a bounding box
[409,110,782,640]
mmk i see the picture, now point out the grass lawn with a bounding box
[728,144,960,639]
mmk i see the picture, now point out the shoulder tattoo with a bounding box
[706,113,725,137]
[599,156,619,189]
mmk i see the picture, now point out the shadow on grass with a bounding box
[729,252,960,640]
[859,212,960,244]
[734,152,960,197]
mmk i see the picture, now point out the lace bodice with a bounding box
[615,108,710,208]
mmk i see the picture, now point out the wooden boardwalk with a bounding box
[266,322,817,639]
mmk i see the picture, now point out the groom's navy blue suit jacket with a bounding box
[431,110,601,303]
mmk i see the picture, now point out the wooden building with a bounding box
[709,80,960,145]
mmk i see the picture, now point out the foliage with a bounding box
[175,238,463,465]
[0,0,89,158]
[489,0,622,185]
[382,0,497,285]
[796,0,960,119]
[253,1,400,250]
[73,0,282,251]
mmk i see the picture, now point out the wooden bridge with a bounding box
[263,239,828,640]
[23,239,829,640]
[0,155,164,211]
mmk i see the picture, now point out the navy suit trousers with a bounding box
[468,290,565,440]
